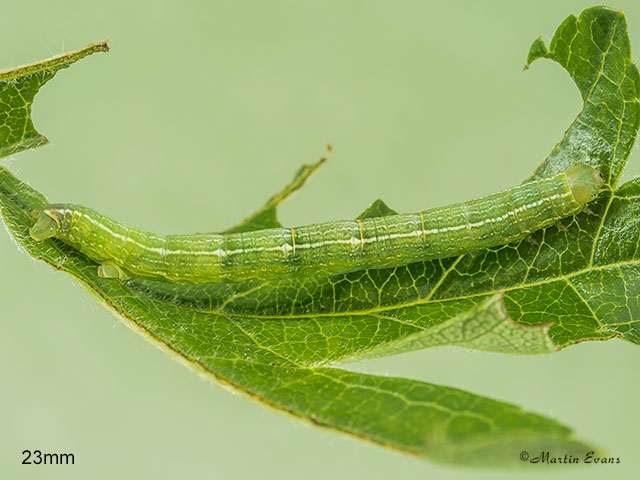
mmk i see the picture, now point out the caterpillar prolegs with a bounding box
[29,164,603,284]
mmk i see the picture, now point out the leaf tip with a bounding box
[523,36,548,71]
[318,143,332,166]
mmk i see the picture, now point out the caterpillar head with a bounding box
[30,209,61,241]
[566,164,604,205]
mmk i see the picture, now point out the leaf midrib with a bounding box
[140,252,635,324]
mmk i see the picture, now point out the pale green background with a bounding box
[1,1,639,478]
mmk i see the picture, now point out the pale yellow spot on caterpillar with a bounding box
[291,227,297,254]
[356,220,365,249]
[419,211,427,238]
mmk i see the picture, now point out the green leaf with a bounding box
[356,198,398,219]
[0,167,597,466]
[2,6,638,466]
[0,41,109,159]
[223,146,330,233]
[523,6,640,185]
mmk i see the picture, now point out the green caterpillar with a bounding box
[29,164,603,284]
